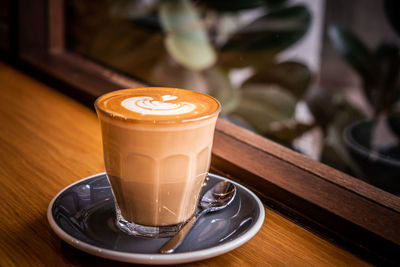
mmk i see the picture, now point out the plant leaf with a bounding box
[374,43,400,114]
[109,0,158,20]
[221,5,312,52]
[201,66,240,114]
[244,61,311,98]
[265,119,313,143]
[305,88,339,130]
[202,0,288,12]
[321,124,364,178]
[232,84,296,133]
[328,25,379,97]
[320,99,366,177]
[159,0,216,71]
[219,50,276,68]
[333,99,366,134]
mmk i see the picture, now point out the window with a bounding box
[10,0,400,263]
[65,0,400,196]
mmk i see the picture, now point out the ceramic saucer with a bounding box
[47,172,265,265]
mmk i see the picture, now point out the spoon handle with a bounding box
[159,210,207,254]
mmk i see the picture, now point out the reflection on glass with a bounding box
[65,0,400,195]
[318,0,400,195]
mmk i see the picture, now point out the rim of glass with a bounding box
[94,87,222,124]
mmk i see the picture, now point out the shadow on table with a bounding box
[60,241,146,267]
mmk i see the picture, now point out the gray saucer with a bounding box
[47,173,265,265]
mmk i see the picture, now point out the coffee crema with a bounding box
[96,87,220,122]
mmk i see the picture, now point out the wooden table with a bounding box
[0,62,370,266]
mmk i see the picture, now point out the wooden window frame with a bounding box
[13,0,400,264]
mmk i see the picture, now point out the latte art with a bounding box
[95,87,220,123]
[121,95,196,115]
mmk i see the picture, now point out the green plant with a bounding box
[157,0,314,144]
[325,1,400,178]
[110,0,318,149]
[157,0,369,169]
[327,2,400,162]
[329,26,400,119]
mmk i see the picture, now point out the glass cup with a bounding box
[95,87,221,237]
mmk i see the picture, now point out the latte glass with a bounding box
[95,87,221,237]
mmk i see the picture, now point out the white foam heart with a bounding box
[121,96,196,115]
[161,95,178,101]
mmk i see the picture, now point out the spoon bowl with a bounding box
[159,180,236,254]
[200,180,236,211]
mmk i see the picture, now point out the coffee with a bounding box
[95,87,220,236]
[96,87,219,122]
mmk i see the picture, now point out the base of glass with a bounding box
[114,205,183,238]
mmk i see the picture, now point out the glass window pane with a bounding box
[65,0,400,196]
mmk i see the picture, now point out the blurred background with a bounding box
[1,0,399,194]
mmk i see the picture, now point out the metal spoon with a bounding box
[159,180,236,254]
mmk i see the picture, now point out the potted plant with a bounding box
[328,1,400,194]
[156,0,315,145]
[106,0,355,165]
[115,0,362,171]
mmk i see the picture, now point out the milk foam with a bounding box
[121,94,196,115]
[96,87,220,122]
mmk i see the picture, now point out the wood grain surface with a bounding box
[0,62,370,266]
